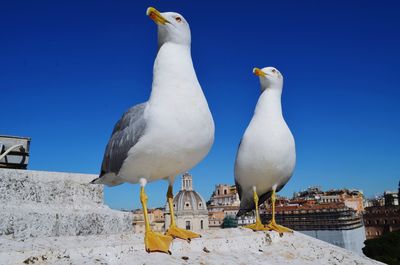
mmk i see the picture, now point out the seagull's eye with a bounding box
[175,17,182,22]
[272,69,276,73]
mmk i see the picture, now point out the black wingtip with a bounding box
[236,208,246,218]
[90,177,100,184]
[90,170,105,184]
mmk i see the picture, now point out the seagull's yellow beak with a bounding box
[253,67,267,77]
[146,7,169,25]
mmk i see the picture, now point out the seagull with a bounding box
[234,67,295,233]
[91,7,214,253]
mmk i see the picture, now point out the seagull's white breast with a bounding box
[235,90,296,195]
[119,43,214,183]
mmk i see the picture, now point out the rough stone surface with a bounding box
[0,169,102,206]
[0,169,133,239]
[0,169,382,264]
[0,229,382,265]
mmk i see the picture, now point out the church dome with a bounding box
[173,190,208,213]
[167,172,208,214]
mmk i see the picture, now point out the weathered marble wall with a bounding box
[0,169,133,238]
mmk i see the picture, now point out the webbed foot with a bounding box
[165,225,201,242]
[144,230,173,254]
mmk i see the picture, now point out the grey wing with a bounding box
[100,102,147,177]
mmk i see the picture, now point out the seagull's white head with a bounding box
[147,7,191,48]
[253,67,284,93]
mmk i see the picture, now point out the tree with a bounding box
[222,215,238,228]
[362,230,400,265]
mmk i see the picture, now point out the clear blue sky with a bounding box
[2,1,399,209]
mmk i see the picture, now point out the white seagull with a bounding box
[91,7,214,253]
[234,67,295,233]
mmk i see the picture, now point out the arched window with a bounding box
[217,190,220,195]
[201,220,204,230]
[224,189,227,195]
[186,221,191,230]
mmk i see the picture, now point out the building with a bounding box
[132,208,165,233]
[207,184,248,228]
[363,205,400,239]
[209,184,240,207]
[384,191,399,206]
[363,181,400,239]
[364,196,385,207]
[151,208,165,232]
[207,184,367,254]
[261,188,366,254]
[164,173,209,232]
[261,202,366,254]
[294,187,364,214]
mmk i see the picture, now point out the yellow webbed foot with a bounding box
[165,225,201,242]
[145,230,173,254]
[244,220,269,232]
[266,221,293,233]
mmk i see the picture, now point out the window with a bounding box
[185,202,190,207]
[224,189,227,195]
[186,221,191,230]
[201,220,204,230]
[198,202,202,208]
[217,190,220,195]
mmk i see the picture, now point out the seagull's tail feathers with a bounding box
[235,180,251,217]
[236,197,255,217]
[90,172,124,187]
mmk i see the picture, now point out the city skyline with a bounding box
[2,1,400,209]
[127,176,399,210]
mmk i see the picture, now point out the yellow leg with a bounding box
[140,186,173,253]
[265,188,293,233]
[244,188,268,231]
[165,185,201,242]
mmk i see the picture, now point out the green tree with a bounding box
[362,230,400,265]
[222,215,238,228]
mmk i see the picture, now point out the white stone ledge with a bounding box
[0,229,383,265]
[0,168,102,206]
[0,169,98,183]
[0,205,133,238]
[0,169,133,239]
